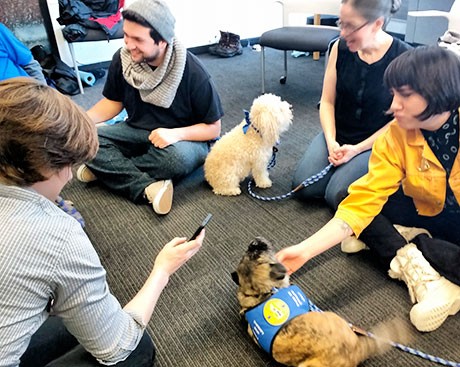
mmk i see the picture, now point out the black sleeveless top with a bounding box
[335,37,412,145]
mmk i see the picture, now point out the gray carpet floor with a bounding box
[66,46,460,366]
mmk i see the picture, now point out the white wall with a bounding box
[49,0,282,66]
[161,0,282,46]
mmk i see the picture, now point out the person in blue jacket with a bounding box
[0,22,88,225]
[0,22,46,83]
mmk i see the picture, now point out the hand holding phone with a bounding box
[189,213,213,240]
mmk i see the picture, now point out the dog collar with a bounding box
[244,285,312,355]
[242,109,262,136]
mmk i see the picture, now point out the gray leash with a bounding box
[247,147,333,201]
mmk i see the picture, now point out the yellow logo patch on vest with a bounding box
[245,285,312,354]
[263,298,290,326]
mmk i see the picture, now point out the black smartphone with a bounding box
[189,213,213,240]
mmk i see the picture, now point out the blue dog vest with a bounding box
[244,285,312,354]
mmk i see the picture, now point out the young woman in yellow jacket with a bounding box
[277,45,460,333]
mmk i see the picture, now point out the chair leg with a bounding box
[261,46,266,94]
[280,50,287,84]
[68,42,84,95]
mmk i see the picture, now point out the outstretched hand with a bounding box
[123,231,204,325]
[275,244,309,275]
[153,230,204,277]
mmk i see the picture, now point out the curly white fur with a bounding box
[204,94,293,196]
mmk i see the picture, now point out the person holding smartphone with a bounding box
[0,77,203,367]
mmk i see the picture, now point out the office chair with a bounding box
[62,0,125,94]
[66,25,124,94]
[259,0,341,93]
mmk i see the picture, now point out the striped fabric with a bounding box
[0,185,144,367]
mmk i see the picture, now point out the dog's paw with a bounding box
[255,178,272,189]
[213,187,242,196]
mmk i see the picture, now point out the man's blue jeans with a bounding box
[292,132,371,209]
[20,317,155,367]
[87,123,209,202]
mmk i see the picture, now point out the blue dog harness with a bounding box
[244,285,460,367]
[244,285,312,354]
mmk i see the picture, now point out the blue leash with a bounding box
[247,147,333,201]
[55,196,85,227]
[308,300,460,366]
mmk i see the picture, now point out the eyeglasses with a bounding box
[335,20,370,35]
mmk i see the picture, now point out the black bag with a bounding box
[31,45,80,96]
[209,31,243,58]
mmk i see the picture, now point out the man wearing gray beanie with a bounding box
[78,0,223,216]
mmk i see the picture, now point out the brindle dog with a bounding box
[232,237,411,367]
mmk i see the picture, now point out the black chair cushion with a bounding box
[260,25,340,52]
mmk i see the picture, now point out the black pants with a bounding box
[359,188,460,286]
[20,317,155,367]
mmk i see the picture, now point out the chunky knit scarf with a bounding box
[121,38,186,108]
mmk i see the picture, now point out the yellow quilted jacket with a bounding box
[335,114,460,237]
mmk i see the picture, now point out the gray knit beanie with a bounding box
[126,0,175,43]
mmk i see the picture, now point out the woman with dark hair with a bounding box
[277,46,460,332]
[292,0,411,216]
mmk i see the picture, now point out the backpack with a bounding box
[31,45,80,96]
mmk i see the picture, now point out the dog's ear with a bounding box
[250,106,279,144]
[231,271,240,285]
[247,237,270,253]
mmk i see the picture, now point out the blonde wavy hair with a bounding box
[0,77,98,186]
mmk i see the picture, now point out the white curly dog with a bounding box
[204,93,293,196]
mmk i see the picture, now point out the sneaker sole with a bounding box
[410,297,460,332]
[152,180,173,215]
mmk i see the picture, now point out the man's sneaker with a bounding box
[144,180,173,215]
[340,235,369,253]
[410,276,460,332]
[76,165,97,183]
[393,224,432,243]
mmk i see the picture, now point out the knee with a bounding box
[325,186,348,210]
[166,145,206,178]
[292,158,310,189]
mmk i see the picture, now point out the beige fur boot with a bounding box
[340,235,368,253]
[393,224,432,242]
[389,243,460,332]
